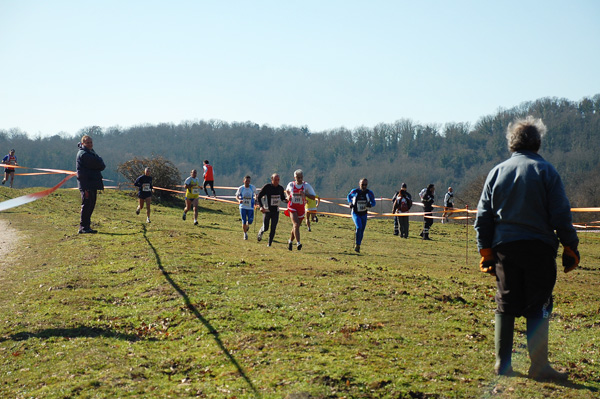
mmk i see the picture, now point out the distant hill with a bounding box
[1,94,599,219]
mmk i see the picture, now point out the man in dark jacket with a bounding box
[76,135,105,234]
[392,183,412,238]
[420,184,435,240]
[475,116,579,380]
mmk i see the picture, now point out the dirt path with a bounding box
[0,219,19,265]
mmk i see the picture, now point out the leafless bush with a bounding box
[117,155,182,201]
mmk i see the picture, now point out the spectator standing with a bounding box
[392,183,412,238]
[76,136,105,234]
[474,116,580,379]
[419,184,435,240]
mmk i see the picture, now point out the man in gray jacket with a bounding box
[475,116,580,380]
[76,135,105,234]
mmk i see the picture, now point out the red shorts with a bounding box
[284,203,305,219]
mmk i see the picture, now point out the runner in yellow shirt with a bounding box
[305,194,320,232]
[183,169,201,225]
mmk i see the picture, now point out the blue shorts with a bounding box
[240,208,254,225]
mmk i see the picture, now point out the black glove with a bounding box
[562,246,580,273]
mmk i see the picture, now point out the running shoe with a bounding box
[257,230,263,242]
[267,242,271,247]
[136,207,140,215]
[297,243,303,251]
[78,227,97,234]
[146,217,151,223]
[315,216,318,223]
[354,245,360,253]
[307,226,311,232]
[244,232,248,240]
[194,220,198,225]
[288,241,293,251]
[182,212,187,221]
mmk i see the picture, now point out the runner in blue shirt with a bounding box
[134,167,153,223]
[347,178,376,253]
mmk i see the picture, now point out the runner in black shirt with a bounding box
[256,173,288,247]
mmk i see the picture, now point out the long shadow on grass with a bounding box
[142,225,260,397]
[1,326,143,342]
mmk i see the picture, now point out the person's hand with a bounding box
[479,248,496,276]
[562,246,580,273]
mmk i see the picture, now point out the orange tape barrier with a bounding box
[0,173,76,212]
[2,165,600,225]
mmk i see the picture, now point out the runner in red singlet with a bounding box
[284,169,316,251]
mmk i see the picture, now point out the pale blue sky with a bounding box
[1,0,599,137]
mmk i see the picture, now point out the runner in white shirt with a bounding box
[235,175,257,240]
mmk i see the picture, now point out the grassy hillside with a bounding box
[0,187,598,398]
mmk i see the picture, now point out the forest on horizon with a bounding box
[1,94,599,221]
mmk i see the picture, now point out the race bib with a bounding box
[192,188,200,195]
[270,196,280,207]
[242,198,252,207]
[356,200,367,212]
[292,193,303,204]
[142,183,151,192]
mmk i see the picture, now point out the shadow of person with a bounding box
[1,326,144,342]
[142,225,259,397]
[532,376,598,393]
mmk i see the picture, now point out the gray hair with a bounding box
[294,169,303,177]
[506,116,547,152]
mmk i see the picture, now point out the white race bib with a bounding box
[142,183,151,192]
[292,193,303,204]
[270,196,280,207]
[192,188,200,195]
[242,198,252,207]
[356,200,367,212]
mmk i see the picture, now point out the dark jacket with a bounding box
[422,190,435,212]
[475,151,578,252]
[76,143,105,191]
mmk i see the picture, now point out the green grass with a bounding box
[0,186,599,398]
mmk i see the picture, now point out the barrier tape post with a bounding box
[465,204,469,267]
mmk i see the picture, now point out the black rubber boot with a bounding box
[495,314,515,376]
[526,318,568,381]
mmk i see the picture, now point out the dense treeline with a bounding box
[1,95,599,220]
